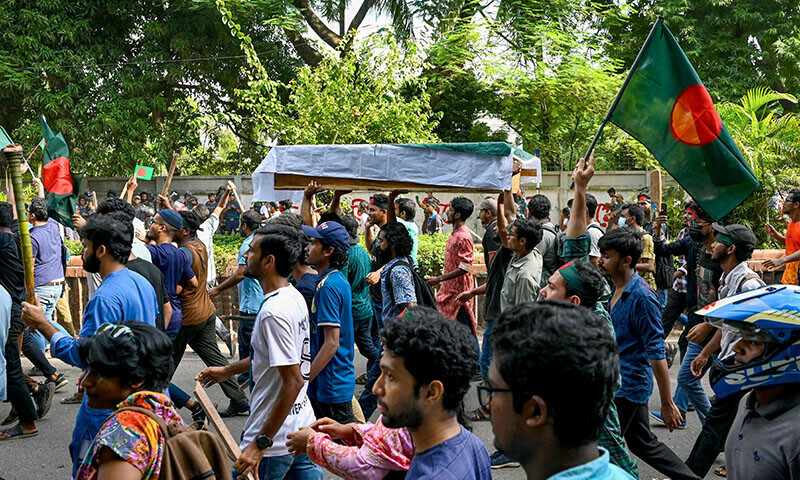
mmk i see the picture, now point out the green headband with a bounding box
[716,233,734,247]
[558,261,591,301]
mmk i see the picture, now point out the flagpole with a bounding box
[571,16,664,188]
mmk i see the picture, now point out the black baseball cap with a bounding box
[712,223,757,255]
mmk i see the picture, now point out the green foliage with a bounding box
[602,1,800,107]
[213,234,245,276]
[417,232,449,277]
[0,0,300,177]
[718,87,800,247]
[257,31,440,145]
[65,239,83,256]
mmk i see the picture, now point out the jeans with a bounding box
[615,397,701,480]
[4,303,38,425]
[655,288,668,308]
[168,383,192,409]
[479,319,495,382]
[30,285,69,353]
[257,453,322,480]
[172,314,248,407]
[237,314,256,384]
[673,341,711,424]
[358,304,384,419]
[353,313,379,374]
[215,317,231,341]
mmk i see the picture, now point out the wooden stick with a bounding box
[650,170,663,215]
[161,153,179,201]
[3,144,35,302]
[193,382,255,480]
[274,173,504,193]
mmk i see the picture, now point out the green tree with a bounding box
[719,87,800,246]
[278,32,440,144]
[601,1,800,108]
[0,0,300,176]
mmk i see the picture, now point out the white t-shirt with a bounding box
[240,285,316,457]
[197,214,219,285]
[588,221,605,258]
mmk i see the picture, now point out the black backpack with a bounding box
[384,260,437,309]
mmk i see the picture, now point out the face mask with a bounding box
[617,216,628,228]
[689,225,705,242]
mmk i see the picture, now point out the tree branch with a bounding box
[283,28,323,66]
[225,122,266,147]
[292,0,341,49]
[340,0,374,56]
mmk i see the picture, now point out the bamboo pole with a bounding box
[3,144,35,303]
[161,153,179,203]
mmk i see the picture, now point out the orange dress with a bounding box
[436,226,475,334]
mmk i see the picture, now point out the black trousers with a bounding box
[615,397,700,480]
[21,329,56,378]
[311,398,355,425]
[685,389,747,477]
[4,303,38,424]
[661,289,686,341]
[172,314,247,406]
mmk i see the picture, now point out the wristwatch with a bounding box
[255,434,273,450]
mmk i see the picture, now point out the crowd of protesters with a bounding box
[0,156,799,480]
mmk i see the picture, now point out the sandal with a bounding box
[61,395,83,405]
[0,425,39,440]
[714,466,727,477]
[1,409,18,426]
[467,407,490,422]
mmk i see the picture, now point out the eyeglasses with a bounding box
[476,384,513,410]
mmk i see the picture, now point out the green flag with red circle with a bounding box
[134,165,154,180]
[41,115,81,228]
[608,18,758,221]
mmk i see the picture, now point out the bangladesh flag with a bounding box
[134,165,154,180]
[41,116,81,228]
[607,18,758,221]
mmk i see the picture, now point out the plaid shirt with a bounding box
[671,228,689,293]
[562,234,639,478]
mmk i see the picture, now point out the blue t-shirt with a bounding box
[238,234,265,314]
[147,243,195,336]
[295,272,320,314]
[308,268,355,403]
[380,256,417,319]
[547,447,635,480]
[406,426,491,480]
[399,219,419,264]
[608,273,665,404]
[50,268,159,368]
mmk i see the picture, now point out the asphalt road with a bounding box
[0,342,723,480]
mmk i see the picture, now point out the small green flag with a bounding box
[38,138,46,149]
[607,18,758,221]
[134,165,154,180]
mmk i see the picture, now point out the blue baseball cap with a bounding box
[158,209,183,229]
[302,221,350,252]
